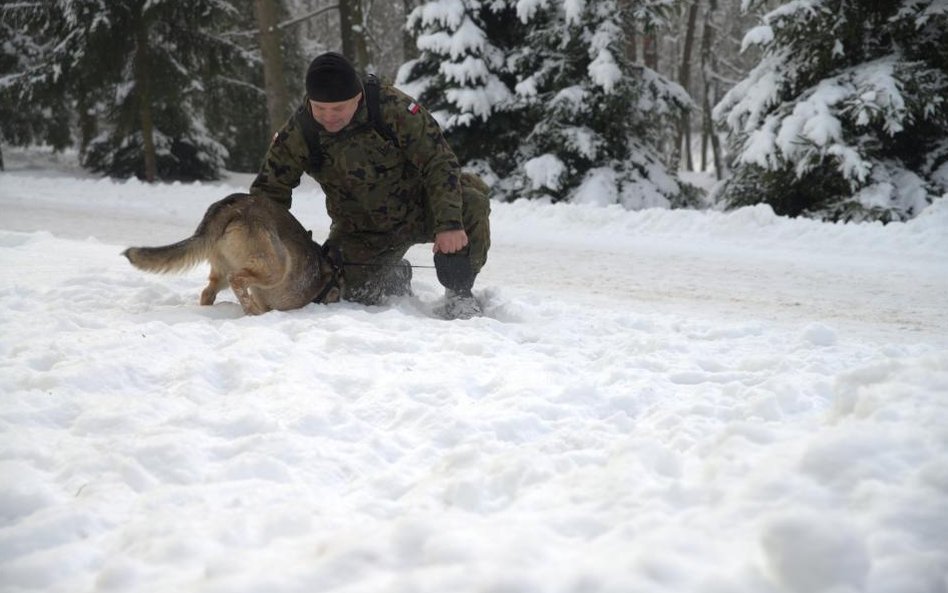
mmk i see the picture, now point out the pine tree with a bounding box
[714,0,948,222]
[0,5,72,151]
[505,0,694,207]
[399,0,697,208]
[3,0,258,181]
[397,0,524,172]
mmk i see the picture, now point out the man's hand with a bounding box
[433,229,469,254]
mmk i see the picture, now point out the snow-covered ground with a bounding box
[1,148,947,593]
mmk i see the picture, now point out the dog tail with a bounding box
[123,235,211,274]
[123,194,250,274]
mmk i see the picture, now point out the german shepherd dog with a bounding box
[123,193,342,315]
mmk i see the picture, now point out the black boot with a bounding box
[434,252,474,295]
[434,252,482,319]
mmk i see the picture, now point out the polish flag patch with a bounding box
[407,102,421,115]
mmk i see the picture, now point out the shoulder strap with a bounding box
[295,76,399,173]
[364,74,400,148]
[294,103,324,172]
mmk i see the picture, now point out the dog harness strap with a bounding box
[313,277,340,304]
[313,243,345,304]
[295,76,395,174]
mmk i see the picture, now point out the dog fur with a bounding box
[123,193,341,315]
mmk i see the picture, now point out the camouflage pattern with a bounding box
[250,84,490,304]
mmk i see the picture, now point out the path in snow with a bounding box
[2,171,945,342]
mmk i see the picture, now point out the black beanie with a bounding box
[306,52,362,102]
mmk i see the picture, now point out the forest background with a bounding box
[1,0,946,223]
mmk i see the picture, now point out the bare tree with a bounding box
[402,0,418,62]
[700,0,723,177]
[134,24,158,182]
[254,0,291,134]
[676,0,698,171]
[643,30,659,70]
[339,0,369,70]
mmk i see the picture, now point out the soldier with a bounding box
[250,51,491,320]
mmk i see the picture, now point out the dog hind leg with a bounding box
[229,270,269,315]
[201,268,224,305]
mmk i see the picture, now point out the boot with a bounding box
[434,252,482,319]
[438,289,483,320]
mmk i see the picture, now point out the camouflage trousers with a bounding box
[327,173,491,305]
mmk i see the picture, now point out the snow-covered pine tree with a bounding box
[398,0,697,208]
[714,0,948,222]
[396,0,524,174]
[4,0,256,181]
[505,0,694,207]
[0,6,72,152]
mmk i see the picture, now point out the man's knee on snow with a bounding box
[344,259,412,305]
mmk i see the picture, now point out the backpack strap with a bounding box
[295,74,399,174]
[363,73,400,148]
[294,103,324,171]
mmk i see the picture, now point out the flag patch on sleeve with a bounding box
[407,102,421,114]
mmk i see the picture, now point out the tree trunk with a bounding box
[617,0,637,63]
[677,1,698,171]
[700,0,723,178]
[254,0,290,134]
[339,0,369,70]
[134,25,158,183]
[643,31,658,70]
[402,0,418,62]
[77,100,96,160]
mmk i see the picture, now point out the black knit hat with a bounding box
[306,52,362,102]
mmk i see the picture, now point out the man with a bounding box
[250,52,490,319]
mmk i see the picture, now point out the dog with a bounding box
[123,193,342,315]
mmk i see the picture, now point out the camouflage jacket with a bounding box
[250,85,464,238]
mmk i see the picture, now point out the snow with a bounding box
[741,25,774,51]
[2,148,948,592]
[523,154,566,191]
[587,48,621,94]
[515,0,551,23]
[443,77,512,123]
[572,167,616,206]
[563,0,586,26]
[416,17,486,60]
[408,0,466,31]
